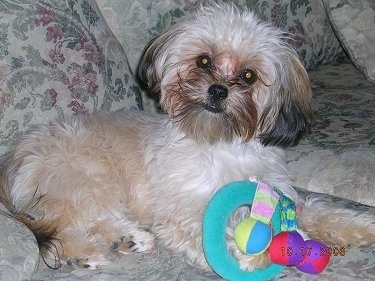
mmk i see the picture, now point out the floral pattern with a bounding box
[0,0,142,155]
[95,0,343,73]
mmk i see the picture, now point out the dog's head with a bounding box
[138,4,312,147]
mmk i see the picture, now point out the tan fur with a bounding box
[299,195,375,247]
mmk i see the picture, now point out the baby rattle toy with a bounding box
[202,180,330,281]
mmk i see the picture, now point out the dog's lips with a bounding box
[202,103,224,113]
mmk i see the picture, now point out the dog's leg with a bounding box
[299,194,375,247]
[152,214,211,270]
[56,218,155,268]
[57,229,112,269]
[109,224,155,255]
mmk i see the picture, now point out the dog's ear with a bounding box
[258,51,313,148]
[137,25,184,96]
[137,36,161,95]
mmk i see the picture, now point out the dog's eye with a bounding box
[196,55,212,69]
[240,69,257,84]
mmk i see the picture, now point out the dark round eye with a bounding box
[196,55,212,69]
[240,68,257,84]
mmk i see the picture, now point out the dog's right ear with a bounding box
[137,36,161,95]
[137,27,183,96]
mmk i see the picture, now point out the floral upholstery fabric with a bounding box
[287,62,375,206]
[324,0,375,83]
[0,0,142,155]
[95,0,343,73]
[0,204,39,281]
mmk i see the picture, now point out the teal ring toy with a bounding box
[202,181,285,281]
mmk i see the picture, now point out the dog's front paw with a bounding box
[66,254,111,269]
[237,251,272,272]
[227,239,272,272]
[112,230,155,255]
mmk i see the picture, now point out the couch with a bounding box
[0,0,374,280]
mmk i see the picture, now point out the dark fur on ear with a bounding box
[258,52,313,148]
[136,36,161,95]
[136,25,186,96]
[259,99,312,147]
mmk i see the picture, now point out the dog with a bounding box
[1,4,374,272]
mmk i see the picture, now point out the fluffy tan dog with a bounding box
[1,4,374,272]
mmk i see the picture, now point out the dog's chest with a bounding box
[146,138,285,197]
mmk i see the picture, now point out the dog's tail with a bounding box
[0,154,62,269]
[299,193,375,247]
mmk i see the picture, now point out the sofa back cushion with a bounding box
[0,0,142,156]
[95,0,343,73]
[324,0,375,83]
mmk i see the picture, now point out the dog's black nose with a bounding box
[208,84,228,102]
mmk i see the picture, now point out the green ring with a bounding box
[203,181,285,281]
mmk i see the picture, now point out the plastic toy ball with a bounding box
[234,218,272,255]
[296,240,330,274]
[268,231,305,266]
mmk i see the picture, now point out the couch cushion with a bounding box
[324,0,375,83]
[95,0,343,73]
[0,204,39,281]
[287,62,375,206]
[0,0,142,156]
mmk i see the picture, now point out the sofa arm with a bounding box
[0,204,39,281]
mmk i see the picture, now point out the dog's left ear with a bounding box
[258,51,313,148]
